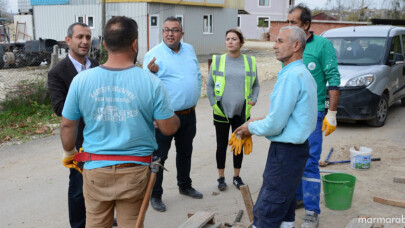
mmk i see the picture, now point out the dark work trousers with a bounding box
[253,141,309,228]
[214,115,244,169]
[68,168,86,228]
[152,110,197,198]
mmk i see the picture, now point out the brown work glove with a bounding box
[243,136,253,155]
[62,149,82,173]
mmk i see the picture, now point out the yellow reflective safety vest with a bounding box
[211,54,257,123]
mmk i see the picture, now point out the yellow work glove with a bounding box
[228,132,243,156]
[62,149,82,173]
[243,136,253,155]
[322,110,337,136]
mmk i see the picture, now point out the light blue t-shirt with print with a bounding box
[62,65,174,169]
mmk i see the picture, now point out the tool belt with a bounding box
[175,106,195,115]
[74,152,152,163]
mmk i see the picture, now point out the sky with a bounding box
[7,0,18,13]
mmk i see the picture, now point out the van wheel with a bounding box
[367,94,388,127]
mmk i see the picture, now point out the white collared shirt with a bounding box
[68,53,91,73]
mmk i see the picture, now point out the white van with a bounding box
[322,25,405,127]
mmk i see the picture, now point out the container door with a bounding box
[149,15,160,49]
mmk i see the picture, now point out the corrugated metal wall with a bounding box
[148,3,236,56]
[33,2,148,62]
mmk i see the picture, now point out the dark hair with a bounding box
[226,28,245,45]
[164,16,183,31]
[67,22,88,38]
[103,16,138,52]
[289,3,312,30]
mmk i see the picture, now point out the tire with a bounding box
[401,98,405,107]
[367,94,388,127]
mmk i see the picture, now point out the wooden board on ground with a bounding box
[345,218,373,228]
[383,223,405,228]
[373,196,405,208]
[393,177,405,184]
[240,185,254,222]
[178,211,215,228]
[187,213,215,224]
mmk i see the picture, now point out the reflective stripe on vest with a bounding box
[211,54,257,123]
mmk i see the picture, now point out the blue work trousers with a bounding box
[253,141,309,227]
[68,168,86,228]
[152,110,197,198]
[296,111,324,214]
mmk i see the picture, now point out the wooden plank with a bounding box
[240,185,254,222]
[345,218,373,228]
[373,196,405,208]
[384,223,405,228]
[187,213,215,224]
[178,211,215,228]
[393,177,405,184]
[202,222,221,228]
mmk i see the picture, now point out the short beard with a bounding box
[167,42,180,50]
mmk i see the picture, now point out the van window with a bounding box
[389,36,401,61]
[328,37,386,65]
[402,35,405,54]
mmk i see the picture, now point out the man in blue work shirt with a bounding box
[143,16,203,212]
[288,4,341,228]
[235,26,317,228]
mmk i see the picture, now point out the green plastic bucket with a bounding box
[321,173,357,210]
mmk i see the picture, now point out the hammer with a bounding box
[320,158,381,167]
[135,157,166,228]
[318,148,334,167]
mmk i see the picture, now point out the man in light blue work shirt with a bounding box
[235,26,317,228]
[143,16,202,212]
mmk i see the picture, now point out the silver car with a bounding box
[322,25,405,127]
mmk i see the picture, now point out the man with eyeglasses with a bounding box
[143,16,202,212]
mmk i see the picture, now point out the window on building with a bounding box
[259,0,270,6]
[75,16,94,28]
[76,16,84,23]
[203,14,213,34]
[257,17,269,28]
[87,16,94,28]
[176,15,184,28]
[151,16,158,27]
[237,16,241,27]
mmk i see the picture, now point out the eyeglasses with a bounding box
[163,28,181,34]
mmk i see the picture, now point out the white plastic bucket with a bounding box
[350,146,372,170]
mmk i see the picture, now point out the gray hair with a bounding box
[280,26,306,51]
[164,16,183,31]
[67,22,89,38]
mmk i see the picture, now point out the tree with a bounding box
[383,0,403,19]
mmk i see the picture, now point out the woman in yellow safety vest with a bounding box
[206,28,260,191]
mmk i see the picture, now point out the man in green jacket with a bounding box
[287,4,341,228]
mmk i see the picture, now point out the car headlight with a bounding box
[345,74,374,87]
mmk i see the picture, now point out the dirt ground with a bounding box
[0,41,405,227]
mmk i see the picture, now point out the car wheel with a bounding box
[367,94,388,127]
[401,98,405,107]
